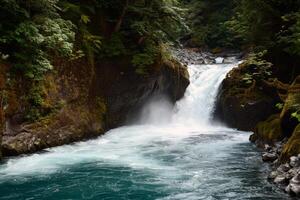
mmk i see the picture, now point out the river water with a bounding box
[0,61,292,199]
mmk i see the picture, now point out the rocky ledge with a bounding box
[172,48,242,66]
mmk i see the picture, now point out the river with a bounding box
[0,59,292,199]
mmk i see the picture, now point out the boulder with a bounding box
[213,58,282,131]
[277,163,291,173]
[262,152,278,162]
[290,156,300,168]
[269,170,280,180]
[286,174,300,196]
[274,175,288,184]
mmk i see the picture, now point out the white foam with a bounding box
[0,60,244,178]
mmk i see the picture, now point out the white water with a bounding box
[0,61,241,176]
[0,59,291,200]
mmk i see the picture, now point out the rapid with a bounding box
[0,57,290,200]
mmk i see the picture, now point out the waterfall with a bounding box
[0,56,286,200]
[173,63,237,125]
[139,61,238,127]
[0,57,239,176]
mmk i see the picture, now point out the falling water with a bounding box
[0,58,291,200]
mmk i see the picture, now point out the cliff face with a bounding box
[1,57,189,156]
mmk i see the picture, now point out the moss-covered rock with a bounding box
[214,56,284,131]
[250,114,283,145]
[280,125,300,162]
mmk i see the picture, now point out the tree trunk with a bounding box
[113,0,129,33]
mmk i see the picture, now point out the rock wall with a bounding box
[1,57,189,156]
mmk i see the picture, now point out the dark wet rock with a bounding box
[262,152,278,162]
[264,144,273,152]
[274,175,289,185]
[278,163,291,173]
[286,174,300,196]
[290,156,300,168]
[269,170,281,180]
[102,59,190,128]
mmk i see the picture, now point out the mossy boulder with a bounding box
[280,125,300,162]
[250,114,283,145]
[2,58,107,156]
[214,56,282,131]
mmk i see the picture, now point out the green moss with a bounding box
[253,114,283,143]
[96,97,107,120]
[280,124,300,162]
[280,75,300,119]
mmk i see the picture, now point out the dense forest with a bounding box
[1,0,300,198]
[1,0,300,124]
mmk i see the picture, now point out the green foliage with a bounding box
[278,13,300,56]
[1,0,187,121]
[0,0,76,121]
[227,0,300,53]
[0,1,75,81]
[240,52,273,85]
[242,73,253,85]
[276,103,284,110]
[128,0,187,44]
[24,84,46,122]
[101,33,126,57]
[291,110,300,122]
[185,0,238,48]
[132,41,160,74]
